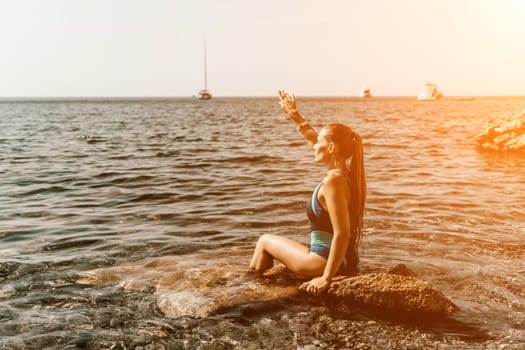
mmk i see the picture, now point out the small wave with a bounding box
[156,150,180,157]
[9,210,51,218]
[367,142,410,150]
[17,185,70,197]
[93,171,124,179]
[42,238,102,253]
[128,192,175,203]
[109,175,157,185]
[80,135,107,144]
[217,155,281,164]
[107,155,133,160]
[169,161,216,169]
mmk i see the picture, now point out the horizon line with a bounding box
[1,94,524,100]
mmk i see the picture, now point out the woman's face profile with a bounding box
[314,129,332,164]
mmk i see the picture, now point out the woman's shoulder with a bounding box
[323,170,351,187]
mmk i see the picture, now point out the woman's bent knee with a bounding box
[257,234,276,247]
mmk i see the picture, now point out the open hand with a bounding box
[299,276,330,296]
[278,89,297,115]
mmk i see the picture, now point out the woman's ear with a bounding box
[328,142,335,154]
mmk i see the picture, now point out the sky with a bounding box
[1,0,525,97]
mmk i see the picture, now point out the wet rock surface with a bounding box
[476,109,525,152]
[77,257,457,318]
[319,272,458,315]
[1,260,514,350]
[69,259,525,349]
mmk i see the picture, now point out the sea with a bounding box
[0,96,524,349]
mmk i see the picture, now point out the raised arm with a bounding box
[278,90,318,147]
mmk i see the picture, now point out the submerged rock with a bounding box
[317,272,458,315]
[476,109,525,153]
[76,253,299,318]
[77,255,457,318]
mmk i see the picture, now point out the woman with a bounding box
[249,90,366,295]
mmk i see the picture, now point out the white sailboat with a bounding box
[196,36,212,100]
[417,82,443,100]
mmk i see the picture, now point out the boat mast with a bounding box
[203,34,208,91]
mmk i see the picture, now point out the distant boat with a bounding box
[197,89,212,100]
[417,82,443,100]
[195,36,212,100]
[359,88,372,98]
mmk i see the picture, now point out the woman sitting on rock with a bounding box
[250,90,366,295]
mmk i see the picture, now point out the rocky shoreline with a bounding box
[92,300,504,350]
[476,109,525,153]
[76,257,458,319]
[73,257,524,349]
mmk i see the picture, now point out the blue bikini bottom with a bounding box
[309,230,347,269]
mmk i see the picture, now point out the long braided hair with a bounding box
[323,123,366,273]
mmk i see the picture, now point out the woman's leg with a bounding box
[249,234,327,277]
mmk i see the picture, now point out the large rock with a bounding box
[77,254,457,318]
[316,272,458,315]
[476,109,525,153]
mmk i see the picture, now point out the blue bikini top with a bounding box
[306,170,351,233]
[306,182,333,233]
